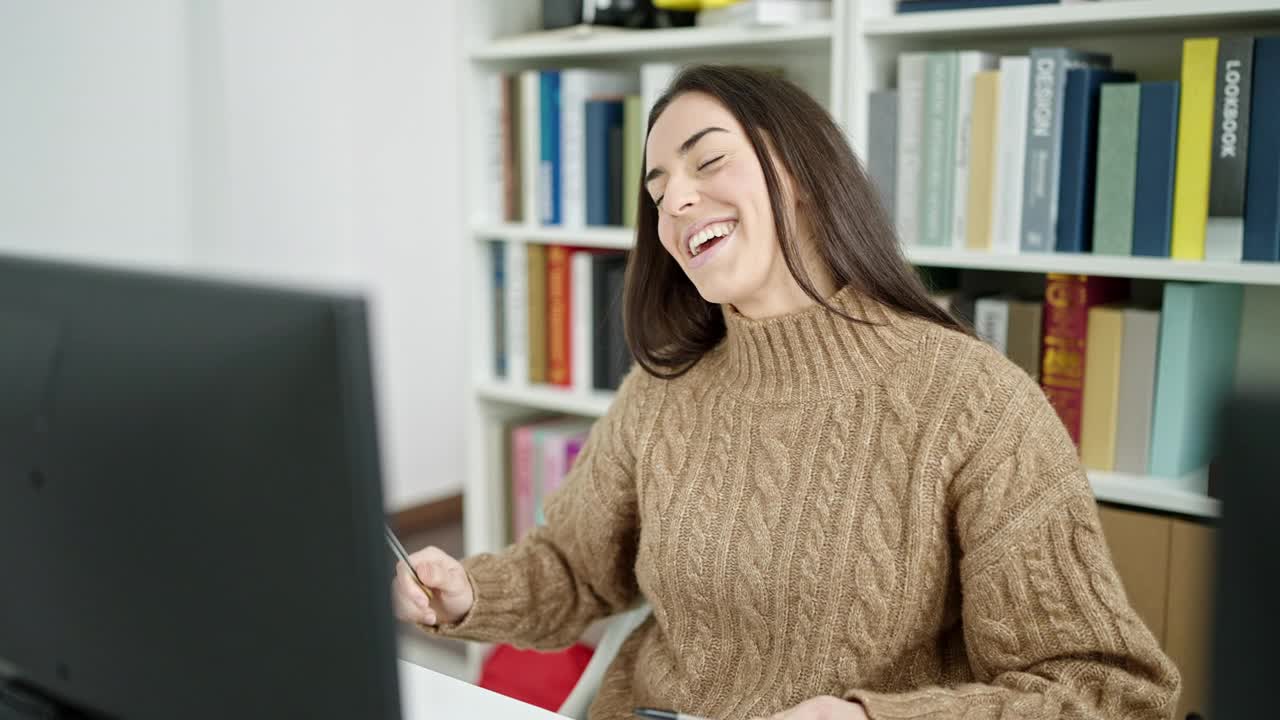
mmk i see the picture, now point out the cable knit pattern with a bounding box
[425,286,1180,720]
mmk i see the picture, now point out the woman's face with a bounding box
[644,92,796,309]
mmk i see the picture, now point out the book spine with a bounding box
[521,71,541,228]
[623,96,643,228]
[974,296,1010,353]
[526,243,548,383]
[591,254,612,391]
[546,245,572,387]
[1133,82,1180,257]
[1244,37,1280,261]
[1114,308,1160,474]
[952,53,998,249]
[571,251,593,395]
[586,100,612,227]
[1206,37,1254,261]
[605,257,630,389]
[1171,38,1219,261]
[1092,83,1141,256]
[536,431,566,527]
[1041,274,1125,446]
[868,89,899,219]
[607,102,625,226]
[483,73,505,224]
[919,52,957,247]
[966,70,1000,250]
[504,242,528,386]
[512,426,535,540]
[561,72,587,229]
[1021,48,1111,252]
[1006,299,1043,381]
[501,74,522,223]
[1079,306,1125,471]
[491,240,506,379]
[991,57,1030,254]
[1057,69,1136,253]
[895,53,928,246]
[539,71,561,225]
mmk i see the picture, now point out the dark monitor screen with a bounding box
[0,254,400,719]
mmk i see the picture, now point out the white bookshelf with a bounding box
[459,0,1277,679]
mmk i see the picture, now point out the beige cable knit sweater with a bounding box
[429,286,1180,720]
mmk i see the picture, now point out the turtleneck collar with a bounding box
[704,285,924,403]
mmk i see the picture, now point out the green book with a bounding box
[919,52,958,248]
[1093,83,1141,256]
[623,95,643,228]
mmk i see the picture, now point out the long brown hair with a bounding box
[624,64,970,379]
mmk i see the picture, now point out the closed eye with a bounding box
[698,155,724,171]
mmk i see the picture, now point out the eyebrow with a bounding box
[644,126,729,185]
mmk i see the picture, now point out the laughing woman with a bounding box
[396,65,1180,720]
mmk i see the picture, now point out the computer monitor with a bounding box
[0,254,401,718]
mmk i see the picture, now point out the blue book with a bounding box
[539,71,561,225]
[897,0,1058,11]
[1056,68,1135,252]
[1149,282,1244,480]
[585,99,624,227]
[1132,82,1180,258]
[1244,37,1280,262]
[490,241,506,379]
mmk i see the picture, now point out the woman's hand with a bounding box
[750,695,869,720]
[391,545,474,627]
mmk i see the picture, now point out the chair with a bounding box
[557,603,652,719]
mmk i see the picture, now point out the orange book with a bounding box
[546,245,572,387]
[1040,274,1127,446]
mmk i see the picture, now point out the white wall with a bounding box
[0,0,466,508]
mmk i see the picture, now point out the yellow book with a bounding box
[966,71,1000,250]
[1171,38,1219,261]
[526,243,547,384]
[1079,305,1126,471]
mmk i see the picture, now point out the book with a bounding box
[491,240,507,379]
[1056,68,1135,253]
[973,296,1010,352]
[1113,307,1160,474]
[1205,37,1254,262]
[571,250,594,395]
[1006,298,1043,382]
[1041,274,1127,446]
[527,243,548,383]
[1132,82,1180,258]
[965,70,1000,250]
[896,53,928,247]
[696,0,832,26]
[951,52,998,249]
[622,95,643,228]
[897,0,1084,10]
[539,71,562,225]
[991,57,1030,255]
[1171,38,1220,261]
[547,245,573,387]
[521,71,541,229]
[1149,283,1243,480]
[481,74,505,224]
[501,74,523,223]
[534,420,593,526]
[1079,305,1125,470]
[919,52,958,248]
[1092,83,1141,256]
[586,99,626,226]
[504,242,529,386]
[592,253,630,390]
[1244,37,1280,262]
[1020,48,1112,252]
[561,71,638,229]
[868,89,899,218]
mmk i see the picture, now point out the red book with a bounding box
[1040,274,1127,446]
[546,245,572,387]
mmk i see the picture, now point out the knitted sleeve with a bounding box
[844,358,1181,720]
[420,367,651,651]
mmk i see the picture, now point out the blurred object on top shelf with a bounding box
[544,0,697,30]
[895,0,1096,13]
[695,0,832,26]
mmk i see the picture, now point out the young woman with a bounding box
[396,65,1180,720]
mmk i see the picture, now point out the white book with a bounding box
[895,53,928,247]
[951,52,999,250]
[991,57,1030,254]
[504,242,529,387]
[571,251,594,395]
[560,70,639,229]
[974,297,1010,354]
[641,63,681,127]
[520,71,541,229]
[695,0,832,26]
[480,73,505,224]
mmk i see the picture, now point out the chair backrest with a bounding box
[557,604,652,719]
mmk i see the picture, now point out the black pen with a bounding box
[633,708,711,720]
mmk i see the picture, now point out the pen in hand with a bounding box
[634,708,711,720]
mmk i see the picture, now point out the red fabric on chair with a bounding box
[476,643,595,711]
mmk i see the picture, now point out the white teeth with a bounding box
[688,221,737,256]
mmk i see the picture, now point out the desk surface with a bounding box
[398,660,568,719]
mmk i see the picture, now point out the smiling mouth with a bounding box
[688,220,738,258]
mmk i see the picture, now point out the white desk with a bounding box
[398,660,569,719]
